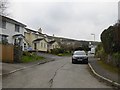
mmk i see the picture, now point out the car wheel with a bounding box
[85,61,88,64]
[72,60,75,64]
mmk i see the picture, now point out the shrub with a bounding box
[23,51,33,56]
[101,23,120,54]
[51,48,65,54]
[57,53,63,56]
[14,45,23,63]
[112,52,120,67]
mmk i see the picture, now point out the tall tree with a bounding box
[0,0,8,16]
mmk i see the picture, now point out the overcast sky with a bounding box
[8,0,119,41]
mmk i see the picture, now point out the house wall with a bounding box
[24,32,32,46]
[31,33,38,49]
[25,31,44,50]
[1,21,25,50]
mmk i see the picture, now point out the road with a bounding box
[2,57,113,88]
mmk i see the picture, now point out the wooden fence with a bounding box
[0,44,14,63]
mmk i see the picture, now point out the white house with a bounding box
[32,38,48,52]
[0,15,26,50]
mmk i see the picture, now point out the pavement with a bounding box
[88,57,120,88]
[0,52,62,75]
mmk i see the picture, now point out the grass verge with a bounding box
[22,54,45,63]
[98,60,119,74]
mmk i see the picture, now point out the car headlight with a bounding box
[84,57,88,59]
[72,56,76,59]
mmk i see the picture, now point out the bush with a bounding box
[101,23,120,54]
[51,48,65,54]
[112,52,120,67]
[57,53,63,56]
[22,53,44,63]
[100,22,120,67]
[23,51,33,56]
[14,45,23,63]
[95,43,108,62]
[112,52,120,59]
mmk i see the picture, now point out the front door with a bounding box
[34,43,37,50]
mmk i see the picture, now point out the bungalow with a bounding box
[48,40,60,52]
[32,38,48,52]
[0,15,26,50]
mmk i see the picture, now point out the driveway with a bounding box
[2,57,113,88]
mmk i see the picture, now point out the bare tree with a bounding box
[0,0,8,16]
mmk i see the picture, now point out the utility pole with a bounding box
[91,33,95,42]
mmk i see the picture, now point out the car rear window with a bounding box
[74,51,86,55]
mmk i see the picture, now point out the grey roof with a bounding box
[48,40,56,44]
[12,34,25,38]
[25,28,38,33]
[33,38,47,43]
[1,15,26,27]
[0,34,9,37]
[25,28,45,37]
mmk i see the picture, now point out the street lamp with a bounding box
[91,33,95,42]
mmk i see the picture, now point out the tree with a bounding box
[0,0,8,16]
[101,22,120,54]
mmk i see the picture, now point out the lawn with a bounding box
[22,53,45,63]
[98,60,119,74]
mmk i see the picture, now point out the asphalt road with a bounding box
[2,57,113,88]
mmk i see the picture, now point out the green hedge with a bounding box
[51,48,65,54]
[101,22,120,54]
[99,22,120,67]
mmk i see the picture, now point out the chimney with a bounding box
[38,28,42,33]
[53,34,54,37]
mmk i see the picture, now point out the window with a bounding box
[44,43,46,48]
[14,38,22,45]
[2,36,7,40]
[34,43,37,50]
[2,20,6,29]
[53,45,54,49]
[41,42,43,48]
[1,35,8,43]
[15,24,20,32]
[55,45,56,48]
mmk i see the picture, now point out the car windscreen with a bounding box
[74,51,86,55]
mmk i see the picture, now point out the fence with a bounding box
[0,44,14,63]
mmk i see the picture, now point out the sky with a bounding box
[7,0,119,41]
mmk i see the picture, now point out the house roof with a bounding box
[0,34,9,37]
[25,28,38,33]
[25,28,45,36]
[48,40,56,44]
[1,15,26,27]
[12,34,25,38]
[33,38,47,43]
